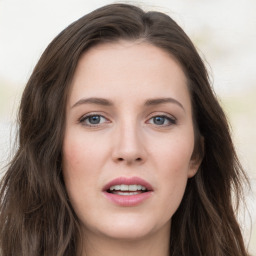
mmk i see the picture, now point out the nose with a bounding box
[112,121,147,165]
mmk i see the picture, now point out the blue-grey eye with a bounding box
[148,115,176,126]
[80,115,107,126]
[88,115,101,124]
[153,116,165,125]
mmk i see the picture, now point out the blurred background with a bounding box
[0,0,255,254]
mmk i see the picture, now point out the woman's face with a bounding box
[62,41,201,241]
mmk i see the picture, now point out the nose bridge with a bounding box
[112,115,146,164]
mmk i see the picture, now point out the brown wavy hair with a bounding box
[0,3,249,256]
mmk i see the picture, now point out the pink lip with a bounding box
[102,176,153,207]
[103,176,153,191]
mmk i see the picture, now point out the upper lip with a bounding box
[103,176,154,192]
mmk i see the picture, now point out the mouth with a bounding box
[107,184,149,195]
[102,176,153,206]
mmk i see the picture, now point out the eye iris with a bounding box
[154,116,165,125]
[88,115,101,124]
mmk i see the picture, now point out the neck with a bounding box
[80,225,170,256]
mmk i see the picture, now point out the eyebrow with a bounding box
[71,97,113,108]
[145,98,185,111]
[71,97,184,111]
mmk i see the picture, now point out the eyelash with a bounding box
[147,115,176,126]
[79,113,176,127]
[79,114,109,127]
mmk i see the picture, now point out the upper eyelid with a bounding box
[79,112,110,121]
[146,111,176,120]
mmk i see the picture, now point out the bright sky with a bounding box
[0,0,256,95]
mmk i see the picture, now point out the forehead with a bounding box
[74,40,186,80]
[68,41,191,110]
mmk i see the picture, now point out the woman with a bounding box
[0,3,249,256]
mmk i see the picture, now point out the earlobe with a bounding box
[188,136,204,178]
[188,159,202,178]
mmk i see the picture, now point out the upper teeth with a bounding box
[109,184,147,191]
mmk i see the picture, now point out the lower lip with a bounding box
[103,191,152,206]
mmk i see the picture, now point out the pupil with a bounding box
[154,116,165,125]
[89,115,100,124]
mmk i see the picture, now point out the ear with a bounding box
[188,136,204,178]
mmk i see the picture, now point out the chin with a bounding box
[83,213,170,242]
[100,225,155,241]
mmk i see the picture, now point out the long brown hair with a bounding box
[0,3,249,256]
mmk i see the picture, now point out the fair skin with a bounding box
[62,41,201,256]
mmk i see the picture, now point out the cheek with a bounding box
[62,133,89,196]
[62,131,103,171]
[152,131,194,173]
[62,136,94,216]
[151,132,194,213]
[61,130,109,199]
[155,157,190,223]
[63,144,81,171]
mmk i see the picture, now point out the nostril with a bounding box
[114,156,144,163]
